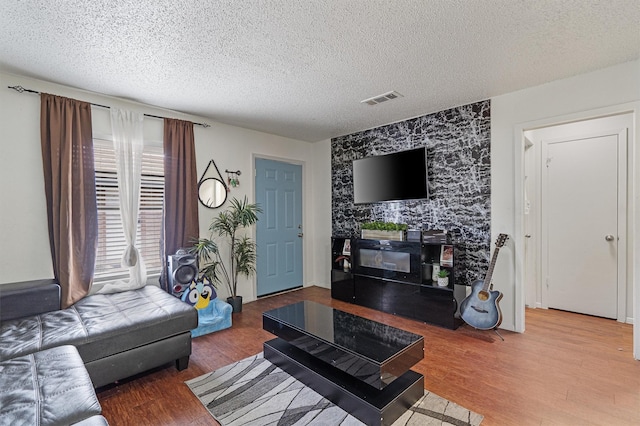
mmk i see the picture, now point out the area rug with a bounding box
[186,353,483,426]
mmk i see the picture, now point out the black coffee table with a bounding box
[263,301,424,426]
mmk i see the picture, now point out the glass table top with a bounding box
[263,300,423,364]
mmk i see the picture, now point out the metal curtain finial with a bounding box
[8,85,39,94]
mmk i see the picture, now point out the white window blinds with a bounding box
[93,137,164,282]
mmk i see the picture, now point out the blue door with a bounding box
[255,158,303,297]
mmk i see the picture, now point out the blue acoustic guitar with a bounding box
[460,234,508,330]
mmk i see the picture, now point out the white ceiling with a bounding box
[1,1,639,142]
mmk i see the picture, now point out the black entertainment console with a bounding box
[331,236,465,329]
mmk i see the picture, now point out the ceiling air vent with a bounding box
[361,91,404,106]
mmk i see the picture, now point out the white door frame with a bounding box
[513,102,639,360]
[523,135,540,309]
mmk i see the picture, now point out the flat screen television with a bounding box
[352,147,428,204]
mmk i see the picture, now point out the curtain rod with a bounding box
[7,85,211,128]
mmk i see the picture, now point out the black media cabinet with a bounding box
[330,237,354,301]
[331,236,464,329]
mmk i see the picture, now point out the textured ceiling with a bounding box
[1,0,639,142]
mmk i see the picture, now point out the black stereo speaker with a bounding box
[168,250,198,297]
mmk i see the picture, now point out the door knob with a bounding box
[298,233,303,238]
[605,235,615,242]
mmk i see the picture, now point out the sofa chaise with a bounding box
[1,345,108,425]
[0,279,199,424]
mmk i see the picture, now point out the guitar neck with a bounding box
[482,251,499,292]
[482,234,508,292]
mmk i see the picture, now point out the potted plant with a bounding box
[190,196,261,313]
[437,269,450,287]
[361,221,408,241]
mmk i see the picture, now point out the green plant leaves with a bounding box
[361,221,408,231]
[234,236,257,277]
[190,196,261,298]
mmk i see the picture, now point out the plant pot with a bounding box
[227,296,243,313]
[361,229,405,241]
[431,263,440,281]
[437,277,449,287]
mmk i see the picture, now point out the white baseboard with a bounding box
[524,303,544,309]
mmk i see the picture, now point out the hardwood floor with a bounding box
[97,286,639,425]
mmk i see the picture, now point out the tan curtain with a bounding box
[161,118,199,291]
[40,93,98,308]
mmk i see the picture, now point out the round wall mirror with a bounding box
[198,178,227,208]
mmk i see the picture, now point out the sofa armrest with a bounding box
[0,279,60,322]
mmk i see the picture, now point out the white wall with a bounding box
[0,72,333,303]
[491,59,640,347]
[194,124,332,301]
[310,139,332,290]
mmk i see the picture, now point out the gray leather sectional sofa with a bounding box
[0,279,198,425]
[1,345,107,425]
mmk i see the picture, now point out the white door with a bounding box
[530,115,629,320]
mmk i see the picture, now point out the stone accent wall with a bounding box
[331,100,491,285]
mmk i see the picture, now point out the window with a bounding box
[93,137,164,282]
